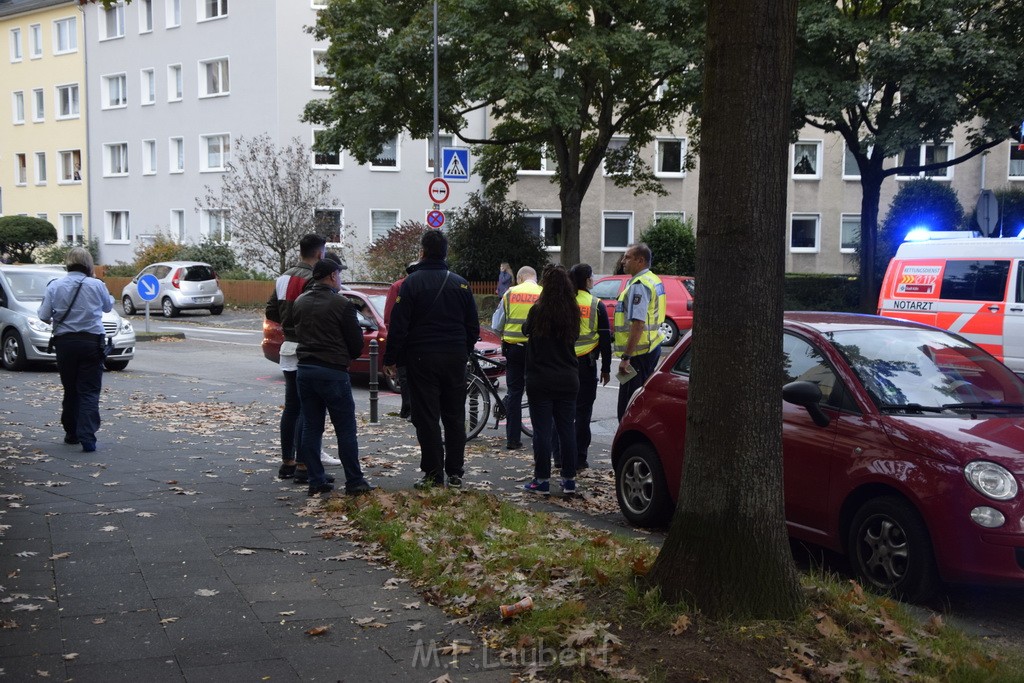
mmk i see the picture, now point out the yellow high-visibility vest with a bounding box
[574,290,600,356]
[500,281,542,343]
[614,270,666,355]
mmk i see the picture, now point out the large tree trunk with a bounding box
[647,0,803,619]
[559,183,583,268]
[857,170,884,312]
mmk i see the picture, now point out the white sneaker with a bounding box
[321,451,342,466]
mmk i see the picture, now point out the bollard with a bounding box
[368,339,379,424]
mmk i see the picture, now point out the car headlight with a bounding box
[27,317,52,333]
[964,461,1019,501]
[120,319,133,333]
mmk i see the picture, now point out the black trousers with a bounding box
[54,335,105,449]
[405,350,468,480]
[553,354,599,466]
[617,345,662,420]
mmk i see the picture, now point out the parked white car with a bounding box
[121,261,225,317]
[0,264,135,371]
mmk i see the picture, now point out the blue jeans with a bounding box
[280,370,303,462]
[617,345,661,420]
[296,364,366,489]
[503,343,526,443]
[55,335,105,449]
[528,388,577,481]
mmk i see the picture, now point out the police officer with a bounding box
[492,266,542,449]
[615,243,666,420]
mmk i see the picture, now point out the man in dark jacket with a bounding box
[293,259,372,497]
[383,230,479,489]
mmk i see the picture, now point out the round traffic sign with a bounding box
[427,210,446,228]
[137,273,161,302]
[428,178,450,204]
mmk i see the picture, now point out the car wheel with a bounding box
[1,330,28,371]
[614,442,673,528]
[122,296,136,316]
[381,372,400,393]
[847,496,940,602]
[659,318,680,346]
[210,306,224,315]
[104,359,130,371]
[162,297,180,318]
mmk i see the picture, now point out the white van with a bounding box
[878,237,1024,372]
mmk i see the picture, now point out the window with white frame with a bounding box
[53,17,77,53]
[139,0,153,32]
[34,152,46,184]
[655,138,685,176]
[56,84,79,118]
[29,24,42,58]
[141,68,155,105]
[792,141,822,179]
[426,133,454,172]
[199,57,229,97]
[654,211,685,224]
[142,139,156,175]
[517,145,552,174]
[602,211,633,250]
[201,134,230,171]
[170,209,186,240]
[312,130,341,168]
[312,50,330,89]
[311,1,328,8]
[168,64,183,101]
[10,28,22,61]
[59,149,82,182]
[314,209,343,242]
[199,0,228,21]
[32,88,44,121]
[36,213,48,222]
[201,209,230,240]
[840,214,860,253]
[60,214,84,243]
[371,136,399,170]
[166,0,181,27]
[102,73,127,109]
[102,2,126,40]
[104,142,129,176]
[107,210,130,242]
[169,137,184,172]
[1011,143,1024,180]
[370,210,399,240]
[790,214,820,252]
[842,146,861,179]
[603,138,632,176]
[897,143,954,180]
[15,154,27,185]
[522,212,562,250]
[12,91,24,124]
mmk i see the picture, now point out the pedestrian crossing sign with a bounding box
[441,147,470,182]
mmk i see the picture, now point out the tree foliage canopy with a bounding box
[877,179,965,271]
[445,193,549,281]
[0,216,57,262]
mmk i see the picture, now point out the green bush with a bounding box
[877,179,966,276]
[639,216,696,275]
[33,238,100,266]
[365,220,427,282]
[446,192,549,281]
[0,215,58,262]
[783,274,860,311]
[178,238,239,274]
[992,187,1024,238]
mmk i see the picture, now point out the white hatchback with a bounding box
[121,261,225,317]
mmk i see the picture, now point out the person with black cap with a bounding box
[292,258,372,496]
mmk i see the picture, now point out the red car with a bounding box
[262,283,503,391]
[591,274,694,346]
[612,312,1024,600]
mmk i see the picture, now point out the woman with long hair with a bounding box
[522,265,580,494]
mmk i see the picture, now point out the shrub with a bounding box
[445,192,548,281]
[130,233,184,272]
[33,238,101,266]
[877,179,965,276]
[178,237,239,274]
[365,221,427,282]
[0,215,58,262]
[783,274,859,311]
[638,216,696,275]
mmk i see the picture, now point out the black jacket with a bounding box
[293,284,364,371]
[383,259,479,364]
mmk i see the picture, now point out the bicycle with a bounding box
[465,350,533,441]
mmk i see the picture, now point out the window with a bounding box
[142,140,157,175]
[842,146,860,180]
[312,130,341,168]
[52,17,77,54]
[10,28,22,61]
[141,69,155,105]
[60,214,84,244]
[15,154,27,185]
[170,209,186,241]
[107,211,130,242]
[840,214,860,253]
[522,212,563,251]
[314,209,343,242]
[199,0,228,21]
[655,138,685,176]
[29,24,42,58]
[59,150,82,182]
[792,141,822,179]
[790,214,820,253]
[168,64,182,101]
[169,137,184,172]
[56,84,79,118]
[139,0,153,32]
[34,152,46,184]
[603,137,631,176]
[32,88,44,121]
[898,143,953,180]
[201,209,230,240]
[312,50,330,89]
[166,0,181,27]
[12,91,24,124]
[517,145,552,174]
[36,213,47,222]
[199,58,229,97]
[102,3,126,40]
[370,210,399,240]
[102,73,127,109]
[426,133,454,172]
[602,211,633,250]
[104,142,129,176]
[371,136,399,170]
[939,260,1010,302]
[782,334,840,406]
[201,133,230,171]
[655,211,685,224]
[1009,143,1024,180]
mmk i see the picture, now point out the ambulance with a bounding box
[878,235,1024,372]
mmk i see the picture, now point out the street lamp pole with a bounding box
[432,0,440,180]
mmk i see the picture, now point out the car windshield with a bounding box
[827,328,1024,413]
[3,271,60,301]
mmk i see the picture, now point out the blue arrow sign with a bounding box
[138,273,160,302]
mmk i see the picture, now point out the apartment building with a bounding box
[0,0,87,244]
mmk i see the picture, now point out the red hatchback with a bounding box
[591,274,694,346]
[612,312,1024,600]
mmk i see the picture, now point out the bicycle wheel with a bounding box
[519,395,533,438]
[465,374,491,441]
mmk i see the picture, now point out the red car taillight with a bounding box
[171,268,181,289]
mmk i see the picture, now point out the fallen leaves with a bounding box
[48,552,71,561]
[668,614,691,635]
[159,617,179,624]
[305,625,331,636]
[194,589,219,597]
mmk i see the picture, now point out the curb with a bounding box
[133,331,186,342]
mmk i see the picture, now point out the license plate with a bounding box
[193,296,213,303]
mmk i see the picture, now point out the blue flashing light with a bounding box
[904,227,931,241]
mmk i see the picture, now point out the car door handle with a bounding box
[988,305,1000,313]
[1011,307,1024,312]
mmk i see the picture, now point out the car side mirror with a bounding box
[783,380,830,427]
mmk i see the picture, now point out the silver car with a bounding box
[121,261,225,317]
[0,265,136,371]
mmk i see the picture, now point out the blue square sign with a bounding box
[441,147,470,182]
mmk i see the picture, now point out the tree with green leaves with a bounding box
[876,179,965,274]
[638,216,696,276]
[303,0,705,268]
[445,193,549,281]
[365,221,428,282]
[792,0,1024,310]
[0,216,58,263]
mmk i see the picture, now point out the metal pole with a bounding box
[368,340,379,424]
[432,0,440,180]
[145,302,150,333]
